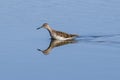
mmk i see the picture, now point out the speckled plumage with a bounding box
[37,23,79,40]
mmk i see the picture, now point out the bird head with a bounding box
[37,23,49,30]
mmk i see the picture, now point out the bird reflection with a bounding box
[37,39,78,55]
[37,34,120,55]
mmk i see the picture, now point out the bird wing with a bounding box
[53,30,78,38]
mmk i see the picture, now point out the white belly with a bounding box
[53,35,73,40]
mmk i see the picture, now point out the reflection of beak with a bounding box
[37,49,42,51]
[36,26,43,30]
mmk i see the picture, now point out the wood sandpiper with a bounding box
[37,23,79,40]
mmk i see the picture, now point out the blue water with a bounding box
[0,0,120,80]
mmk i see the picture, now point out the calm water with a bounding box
[0,0,120,80]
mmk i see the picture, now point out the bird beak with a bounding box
[36,26,43,30]
[37,48,42,51]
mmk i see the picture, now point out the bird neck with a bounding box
[46,26,53,36]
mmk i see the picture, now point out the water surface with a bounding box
[0,0,120,80]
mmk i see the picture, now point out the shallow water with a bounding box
[0,0,120,80]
